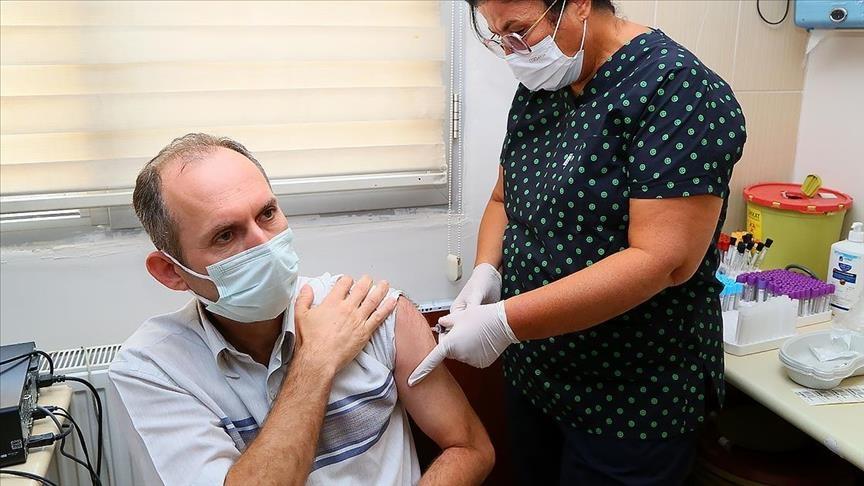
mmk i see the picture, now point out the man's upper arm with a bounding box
[392,297,489,450]
[109,363,239,486]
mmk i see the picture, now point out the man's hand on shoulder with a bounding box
[293,275,398,375]
[226,275,397,486]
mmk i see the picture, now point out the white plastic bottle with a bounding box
[828,222,864,314]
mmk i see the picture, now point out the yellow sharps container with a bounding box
[744,183,853,280]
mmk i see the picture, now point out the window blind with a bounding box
[0,1,447,213]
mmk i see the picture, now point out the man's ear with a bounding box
[146,251,190,292]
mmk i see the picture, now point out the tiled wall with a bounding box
[615,0,810,230]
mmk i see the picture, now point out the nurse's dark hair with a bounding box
[133,133,271,264]
[466,0,615,39]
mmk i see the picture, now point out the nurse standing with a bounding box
[410,0,746,483]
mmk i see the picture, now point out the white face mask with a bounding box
[163,227,300,323]
[505,11,588,92]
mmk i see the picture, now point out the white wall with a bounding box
[0,21,518,351]
[0,213,448,349]
[793,32,864,229]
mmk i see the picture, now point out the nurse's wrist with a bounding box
[501,298,525,341]
[473,254,501,269]
[475,261,500,274]
[474,262,503,282]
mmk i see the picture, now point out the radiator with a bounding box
[40,345,133,486]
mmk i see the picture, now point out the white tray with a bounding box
[779,330,864,389]
[724,335,795,356]
[797,310,833,328]
[721,310,835,356]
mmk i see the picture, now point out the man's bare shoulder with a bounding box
[392,296,441,391]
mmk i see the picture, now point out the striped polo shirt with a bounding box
[109,273,420,486]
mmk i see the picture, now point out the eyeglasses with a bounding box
[478,0,560,58]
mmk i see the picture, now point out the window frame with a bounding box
[0,1,466,238]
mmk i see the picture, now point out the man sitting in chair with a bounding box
[109,133,494,485]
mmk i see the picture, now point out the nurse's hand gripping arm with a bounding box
[449,168,509,313]
[408,303,518,385]
[450,264,502,313]
[410,195,722,384]
[393,297,495,485]
[225,276,397,486]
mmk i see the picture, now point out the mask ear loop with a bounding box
[552,0,567,39]
[161,250,213,282]
[552,1,588,56]
[578,17,588,52]
[161,251,221,305]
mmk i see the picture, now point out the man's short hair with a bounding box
[133,133,270,263]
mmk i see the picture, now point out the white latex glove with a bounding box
[450,263,502,315]
[408,301,518,386]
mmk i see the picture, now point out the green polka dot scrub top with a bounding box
[500,30,746,440]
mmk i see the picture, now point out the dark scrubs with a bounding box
[499,29,746,484]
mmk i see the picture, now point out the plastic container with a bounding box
[827,222,864,314]
[779,330,864,389]
[721,296,802,356]
[744,183,853,280]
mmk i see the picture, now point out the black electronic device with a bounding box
[0,342,40,467]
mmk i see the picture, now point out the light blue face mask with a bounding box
[163,227,300,323]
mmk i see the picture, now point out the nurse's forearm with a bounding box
[504,195,722,340]
[475,199,507,269]
[475,170,508,269]
[504,247,679,340]
[224,353,335,486]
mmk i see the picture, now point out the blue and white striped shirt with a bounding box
[109,273,420,485]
